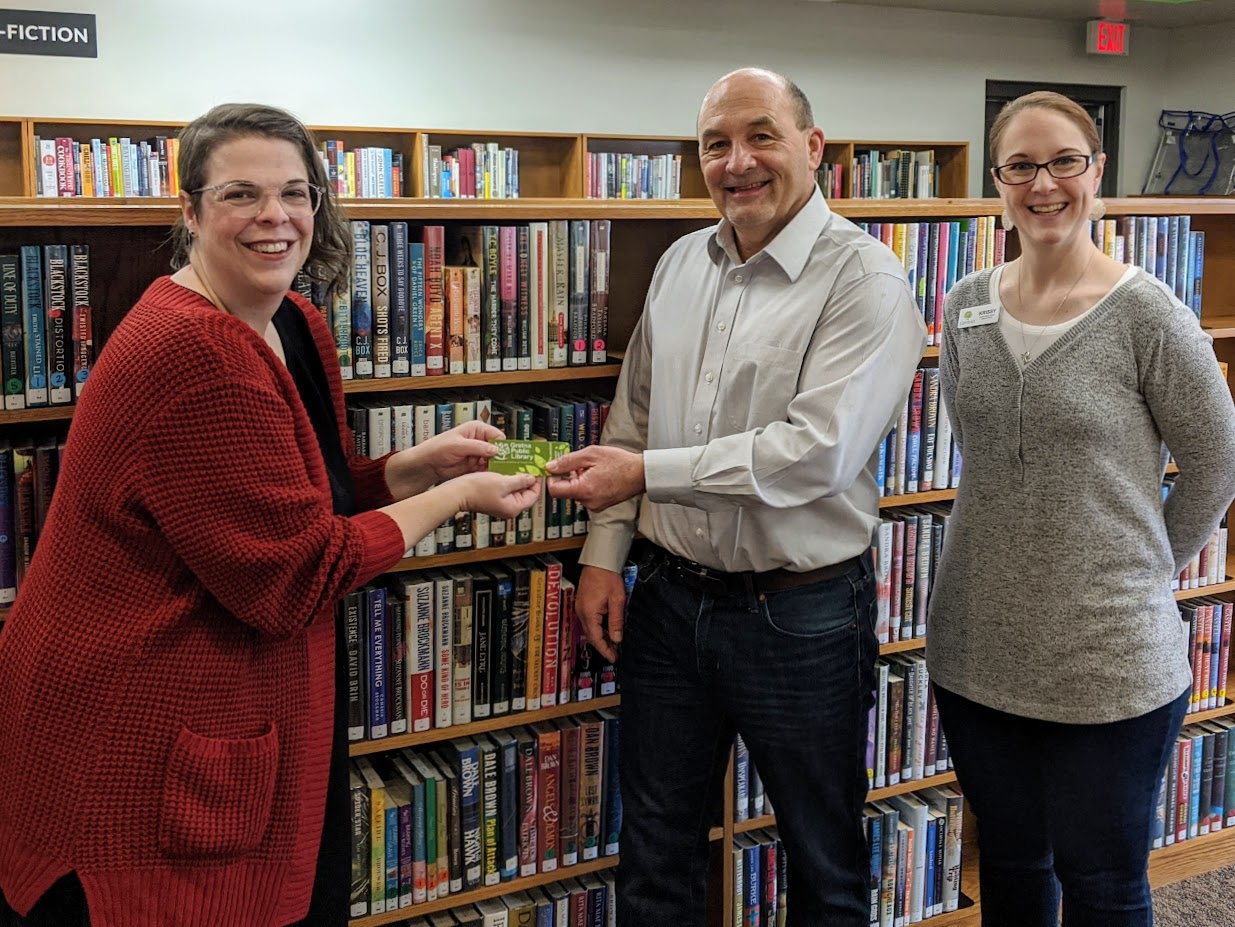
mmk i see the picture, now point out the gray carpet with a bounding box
[1152,864,1235,927]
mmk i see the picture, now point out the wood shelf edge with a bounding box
[349,694,621,756]
[348,855,619,925]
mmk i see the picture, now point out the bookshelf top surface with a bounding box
[2,196,1233,227]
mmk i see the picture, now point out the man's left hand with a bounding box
[546,446,645,512]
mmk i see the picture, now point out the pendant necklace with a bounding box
[1015,249,1095,365]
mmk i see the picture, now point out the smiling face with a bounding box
[698,71,824,260]
[180,135,313,312]
[992,107,1104,252]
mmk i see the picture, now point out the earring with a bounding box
[1001,209,1015,231]
[1090,198,1106,221]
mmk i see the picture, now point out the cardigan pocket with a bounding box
[158,722,279,859]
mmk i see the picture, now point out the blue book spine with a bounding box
[409,242,427,376]
[384,801,399,906]
[451,739,483,890]
[499,736,519,880]
[734,736,750,823]
[1192,231,1205,319]
[743,843,760,927]
[1190,734,1203,838]
[601,711,622,856]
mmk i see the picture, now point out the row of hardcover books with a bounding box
[350,712,622,917]
[857,217,1004,348]
[1093,215,1204,319]
[730,786,966,927]
[395,872,615,926]
[870,654,952,792]
[873,504,951,646]
[318,142,406,198]
[0,440,62,602]
[34,134,179,198]
[1,245,94,410]
[424,143,520,200]
[734,734,775,825]
[584,152,682,200]
[300,219,612,382]
[342,559,623,744]
[851,149,939,200]
[1154,718,1235,849]
[863,786,966,926]
[817,162,845,200]
[1182,597,1233,715]
[878,367,960,499]
[347,392,608,558]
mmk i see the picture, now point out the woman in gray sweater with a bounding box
[927,90,1235,927]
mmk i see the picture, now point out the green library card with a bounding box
[488,439,571,476]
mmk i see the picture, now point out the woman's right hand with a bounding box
[455,471,542,518]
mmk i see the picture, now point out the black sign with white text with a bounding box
[0,9,96,58]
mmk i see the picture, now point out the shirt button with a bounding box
[695,527,705,538]
[705,372,714,383]
[734,274,743,283]
[694,423,702,434]
[718,322,726,332]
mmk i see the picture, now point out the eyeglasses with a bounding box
[190,180,324,217]
[992,154,1094,186]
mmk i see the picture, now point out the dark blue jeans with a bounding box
[933,684,1190,927]
[615,550,878,927]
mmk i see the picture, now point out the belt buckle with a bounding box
[689,563,733,598]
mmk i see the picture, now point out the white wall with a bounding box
[0,0,1224,195]
[1162,23,1235,114]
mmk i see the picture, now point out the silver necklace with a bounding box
[1014,249,1095,365]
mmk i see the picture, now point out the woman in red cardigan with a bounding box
[0,104,540,927]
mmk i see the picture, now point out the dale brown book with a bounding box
[531,721,562,873]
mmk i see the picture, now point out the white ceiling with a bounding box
[806,0,1235,27]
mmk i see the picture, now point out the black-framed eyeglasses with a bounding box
[189,180,324,217]
[991,154,1094,186]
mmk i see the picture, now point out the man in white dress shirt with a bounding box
[547,67,926,926]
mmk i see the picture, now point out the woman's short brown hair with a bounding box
[170,103,351,297]
[989,91,1102,166]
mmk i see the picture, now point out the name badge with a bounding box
[956,304,1000,329]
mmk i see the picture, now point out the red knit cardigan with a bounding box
[0,278,408,926]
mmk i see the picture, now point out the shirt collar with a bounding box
[707,186,831,282]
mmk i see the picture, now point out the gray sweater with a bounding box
[925,266,1235,723]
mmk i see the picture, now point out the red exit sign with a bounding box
[1087,20,1129,56]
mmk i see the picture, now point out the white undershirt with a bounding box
[994,263,1137,367]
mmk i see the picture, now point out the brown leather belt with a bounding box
[637,542,863,598]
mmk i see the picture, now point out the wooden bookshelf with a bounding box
[717,770,961,842]
[1149,822,1235,889]
[882,636,927,655]
[341,361,623,395]
[349,855,618,926]
[389,537,585,574]
[350,694,620,757]
[582,134,708,200]
[880,488,956,509]
[416,130,583,199]
[845,140,970,201]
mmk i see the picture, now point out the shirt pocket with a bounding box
[158,722,279,859]
[721,341,802,429]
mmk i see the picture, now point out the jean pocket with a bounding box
[757,583,859,640]
[158,722,279,859]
